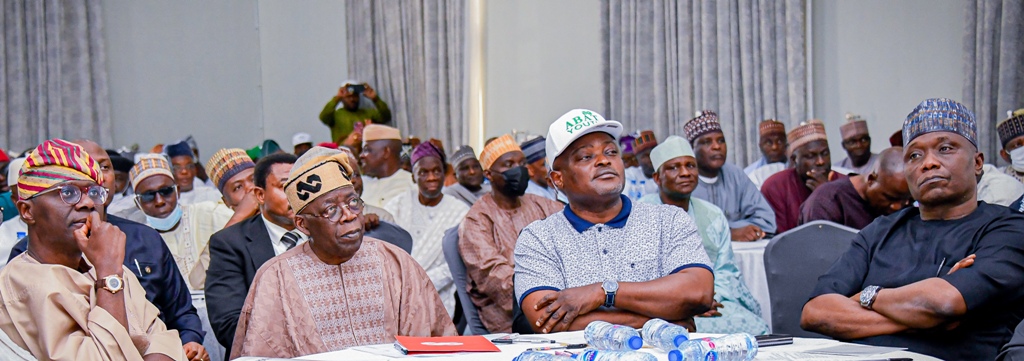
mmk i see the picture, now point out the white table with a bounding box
[732,239,772,331]
[292,331,939,361]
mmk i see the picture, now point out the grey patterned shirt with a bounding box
[514,195,712,305]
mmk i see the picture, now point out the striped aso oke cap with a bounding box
[683,110,723,143]
[206,148,256,192]
[285,146,354,213]
[997,109,1024,147]
[520,136,546,164]
[633,130,658,153]
[787,120,828,156]
[129,154,174,190]
[903,98,977,147]
[480,134,522,170]
[18,139,103,200]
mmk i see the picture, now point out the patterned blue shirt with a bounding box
[514,195,712,305]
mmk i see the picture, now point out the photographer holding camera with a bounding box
[319,81,393,144]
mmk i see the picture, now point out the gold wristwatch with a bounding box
[96,274,124,294]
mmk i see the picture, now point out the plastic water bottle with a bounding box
[574,349,657,361]
[668,334,758,361]
[641,318,690,352]
[712,333,758,361]
[584,321,643,351]
[513,351,576,361]
[668,338,713,361]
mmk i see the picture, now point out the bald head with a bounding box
[863,146,912,216]
[874,146,905,179]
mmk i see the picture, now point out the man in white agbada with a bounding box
[384,142,469,316]
[359,124,415,208]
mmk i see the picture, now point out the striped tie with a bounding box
[281,231,300,250]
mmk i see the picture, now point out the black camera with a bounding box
[346,84,366,94]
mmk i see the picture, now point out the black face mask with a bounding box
[499,166,530,197]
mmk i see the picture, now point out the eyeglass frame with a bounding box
[28,182,108,205]
[302,196,365,224]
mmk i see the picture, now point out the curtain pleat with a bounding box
[1,0,111,153]
[963,0,1024,158]
[603,0,806,166]
[346,0,466,153]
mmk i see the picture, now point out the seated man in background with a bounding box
[622,130,659,201]
[977,162,1024,207]
[801,98,1024,360]
[515,109,713,333]
[206,153,304,351]
[684,110,777,241]
[232,146,454,359]
[206,148,260,222]
[320,81,392,143]
[442,145,491,206]
[360,124,415,208]
[744,119,788,175]
[761,120,846,233]
[292,132,313,157]
[0,151,16,222]
[107,149,135,204]
[998,109,1024,184]
[640,136,769,335]
[799,147,912,229]
[0,139,186,361]
[834,114,879,175]
[521,136,557,200]
[10,142,210,360]
[125,155,234,290]
[0,158,27,267]
[460,135,563,333]
[165,140,222,205]
[385,142,470,316]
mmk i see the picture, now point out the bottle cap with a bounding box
[628,336,643,350]
[667,350,682,361]
[673,334,689,347]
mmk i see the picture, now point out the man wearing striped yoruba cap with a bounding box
[206,148,257,213]
[0,139,187,360]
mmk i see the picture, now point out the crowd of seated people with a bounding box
[0,85,1023,361]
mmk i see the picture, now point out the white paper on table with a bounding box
[348,343,462,358]
[805,343,907,356]
[756,351,846,360]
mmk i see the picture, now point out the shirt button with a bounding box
[603,249,608,255]
[630,263,635,268]
[598,227,602,232]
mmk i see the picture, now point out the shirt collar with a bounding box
[563,194,632,233]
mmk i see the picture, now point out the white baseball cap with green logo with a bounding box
[545,109,623,167]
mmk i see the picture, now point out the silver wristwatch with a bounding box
[860,285,881,310]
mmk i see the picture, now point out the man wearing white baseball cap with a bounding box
[514,109,714,333]
[292,132,313,157]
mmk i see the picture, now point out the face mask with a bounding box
[146,205,183,232]
[1010,147,1024,173]
[499,166,530,197]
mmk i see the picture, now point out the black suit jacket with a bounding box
[205,214,275,351]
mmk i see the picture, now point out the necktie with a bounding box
[281,231,300,250]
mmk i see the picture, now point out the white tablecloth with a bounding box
[291,331,939,361]
[732,239,772,331]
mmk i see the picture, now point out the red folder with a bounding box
[394,335,501,354]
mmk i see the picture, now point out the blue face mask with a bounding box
[145,205,183,232]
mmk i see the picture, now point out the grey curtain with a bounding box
[346,0,467,152]
[1,0,111,154]
[603,0,807,165]
[963,0,1024,159]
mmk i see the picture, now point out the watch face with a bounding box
[106,277,123,291]
[602,280,618,293]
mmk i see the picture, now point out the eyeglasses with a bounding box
[30,183,108,205]
[136,185,177,203]
[308,197,364,223]
[171,163,196,173]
